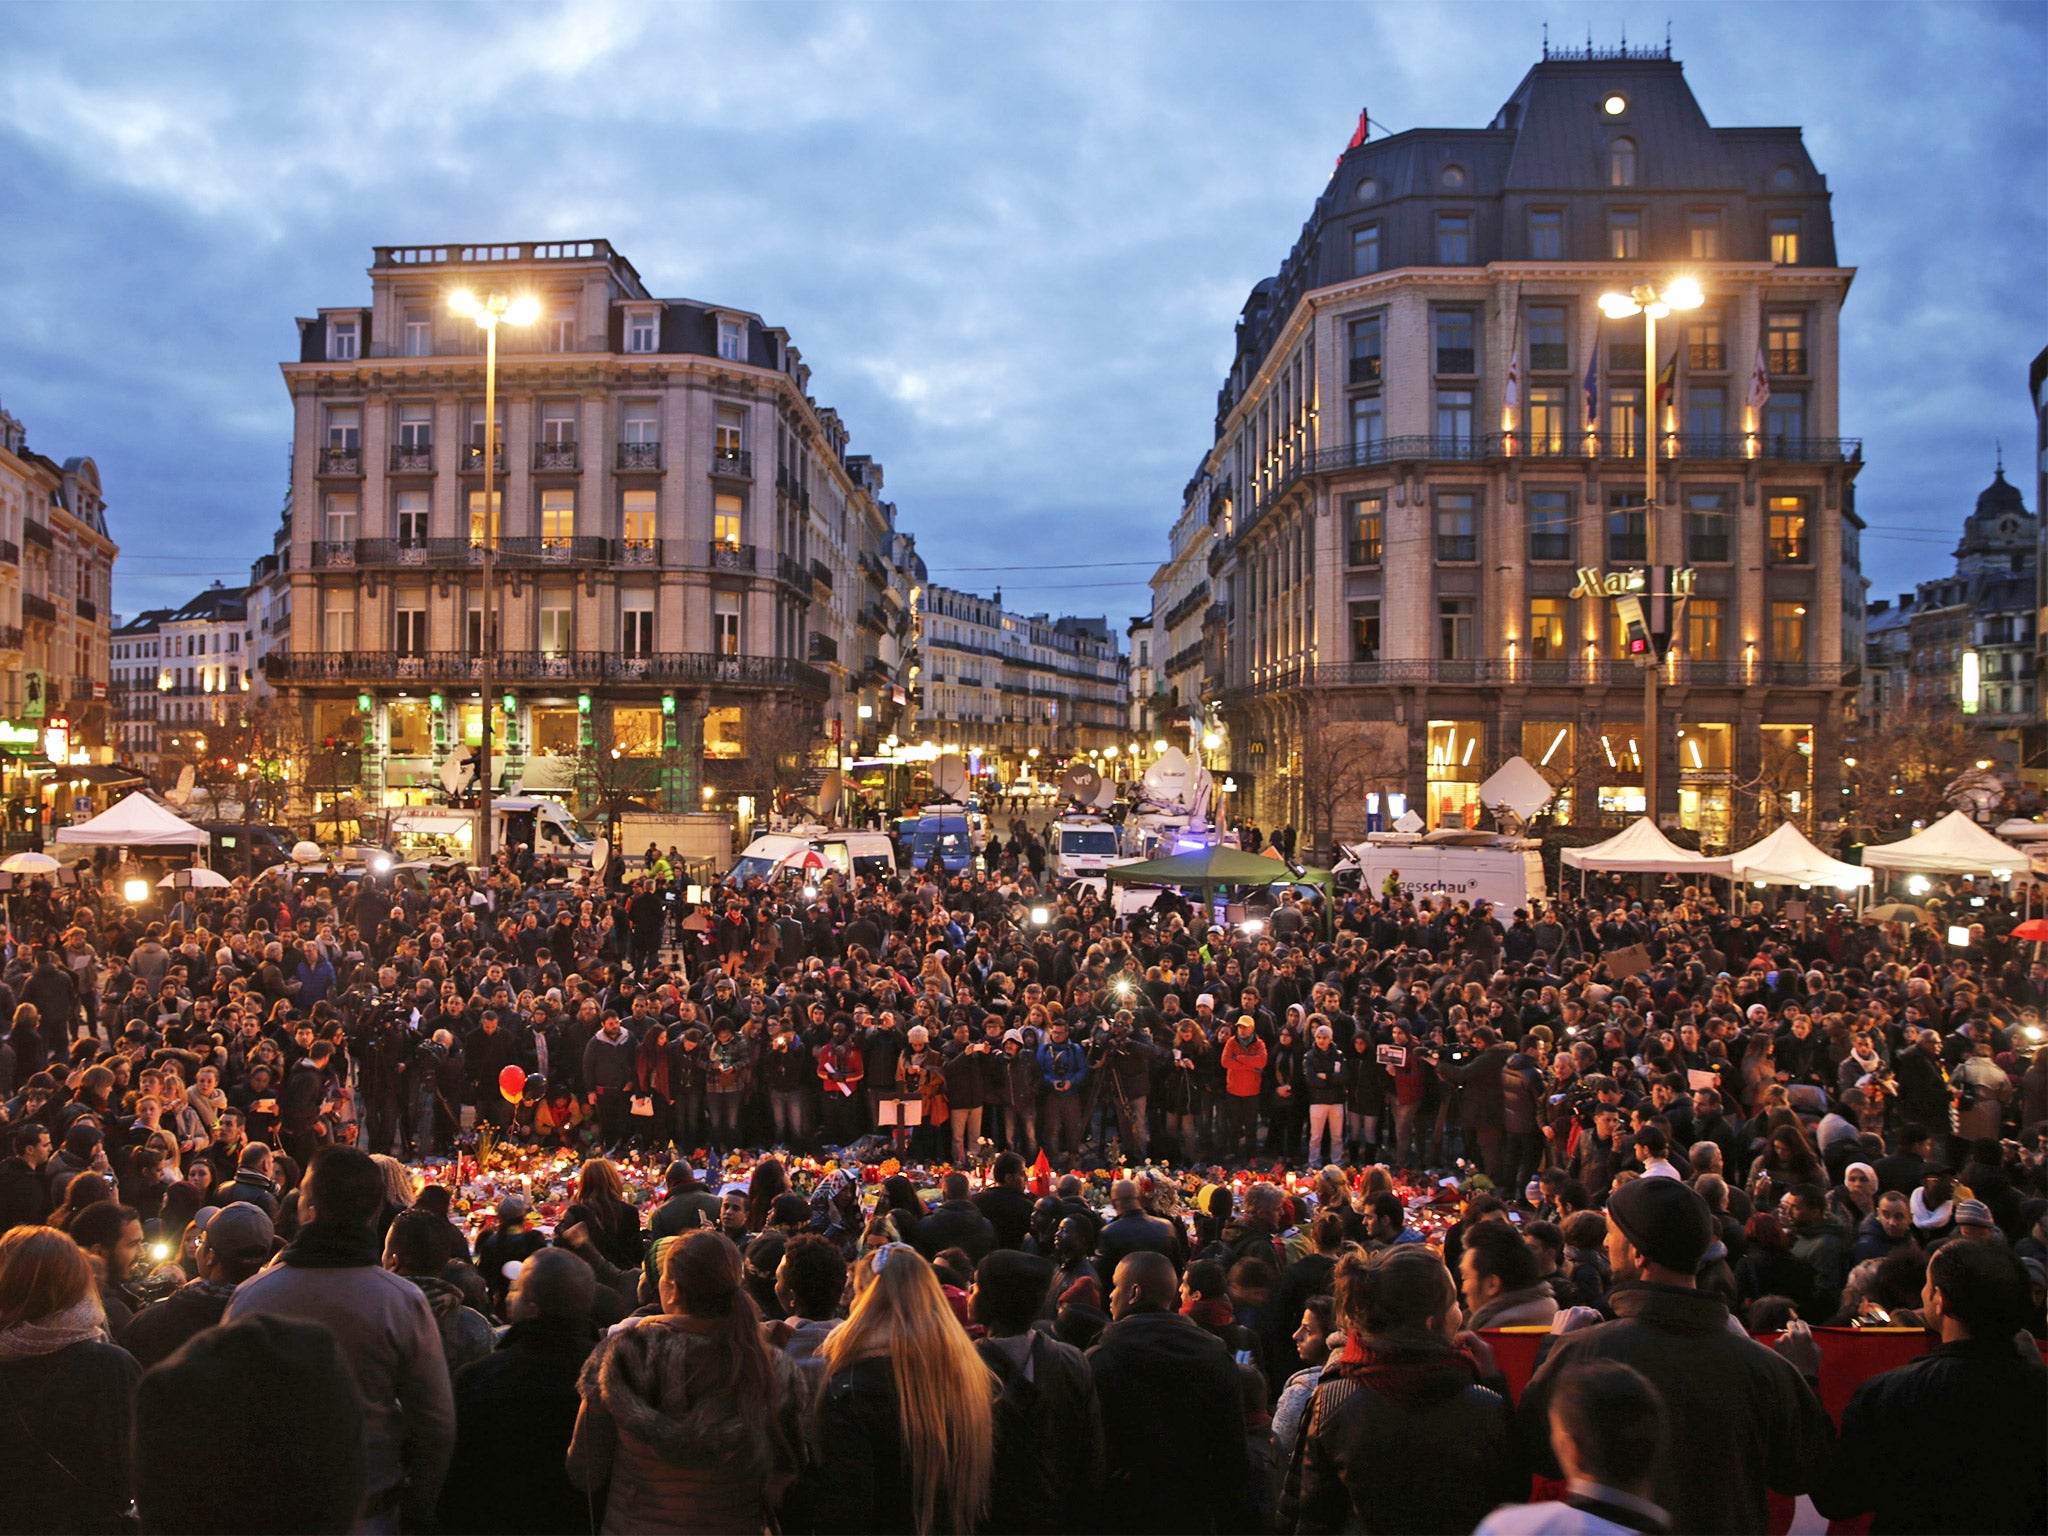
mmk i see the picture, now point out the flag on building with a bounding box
[1337,108,1369,168]
[1504,305,1521,410]
[1655,345,1676,413]
[1746,342,1771,414]
[1583,349,1600,430]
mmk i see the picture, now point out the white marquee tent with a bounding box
[56,792,210,848]
[1862,810,2025,876]
[1728,821,1872,889]
[1560,817,1733,875]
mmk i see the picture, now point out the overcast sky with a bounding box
[2,0,2042,627]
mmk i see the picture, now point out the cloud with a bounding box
[0,0,2039,624]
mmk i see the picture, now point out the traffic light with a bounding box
[1615,596,1655,667]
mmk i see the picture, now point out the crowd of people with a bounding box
[0,816,2045,1532]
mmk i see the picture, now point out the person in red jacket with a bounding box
[1219,1016,1268,1164]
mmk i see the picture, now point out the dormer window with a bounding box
[1609,138,1637,187]
[717,319,744,362]
[328,318,358,361]
[626,308,659,354]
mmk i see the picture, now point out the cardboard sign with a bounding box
[1603,943,1653,978]
[876,1097,924,1127]
[1687,1068,1721,1091]
[1377,1044,1408,1068]
[1783,901,1807,921]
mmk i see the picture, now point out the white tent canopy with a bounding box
[1862,810,2026,876]
[56,792,210,848]
[1727,821,1872,889]
[1561,817,1733,875]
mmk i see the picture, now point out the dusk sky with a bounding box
[2,0,2043,628]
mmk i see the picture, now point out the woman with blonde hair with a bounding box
[370,1153,415,1237]
[0,1226,140,1535]
[568,1230,803,1533]
[807,1244,993,1535]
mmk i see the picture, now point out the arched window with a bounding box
[1610,138,1637,188]
[1441,164,1465,189]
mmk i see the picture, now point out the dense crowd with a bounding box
[0,818,2045,1534]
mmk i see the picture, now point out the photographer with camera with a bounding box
[1086,1007,1162,1163]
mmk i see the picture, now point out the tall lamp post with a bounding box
[1597,275,1703,827]
[447,288,538,877]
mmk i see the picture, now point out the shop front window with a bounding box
[614,707,662,757]
[387,700,430,758]
[1426,719,1482,828]
[1521,720,1575,824]
[531,707,579,756]
[704,707,745,759]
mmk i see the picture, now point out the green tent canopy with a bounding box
[1104,845,1294,888]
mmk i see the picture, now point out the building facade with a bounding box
[1864,467,2037,769]
[2031,344,2048,787]
[1168,46,1862,849]
[111,608,169,772]
[0,397,118,837]
[1150,476,1215,745]
[270,240,914,818]
[912,584,1128,778]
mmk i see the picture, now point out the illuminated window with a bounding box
[1528,597,1568,659]
[1608,209,1641,259]
[622,489,657,550]
[713,493,744,550]
[540,489,575,548]
[1609,138,1636,187]
[1769,215,1801,265]
[705,706,745,758]
[1687,209,1722,259]
[1771,602,1808,660]
[1768,496,1810,563]
[613,706,662,757]
[1687,598,1725,659]
[1347,497,1383,565]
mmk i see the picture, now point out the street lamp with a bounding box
[448,287,538,876]
[1596,275,1704,828]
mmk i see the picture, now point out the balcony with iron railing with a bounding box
[616,441,663,471]
[709,541,757,572]
[1230,432,1862,541]
[0,625,21,651]
[1219,656,1845,701]
[266,648,829,693]
[0,539,18,565]
[458,444,505,474]
[809,558,833,592]
[389,443,435,474]
[21,520,50,550]
[709,448,753,480]
[21,593,55,623]
[808,633,839,664]
[75,597,96,622]
[533,441,580,472]
[318,445,363,476]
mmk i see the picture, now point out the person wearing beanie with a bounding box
[122,1202,276,1369]
[135,1316,367,1534]
[1517,1177,1833,1534]
[1952,1199,2001,1241]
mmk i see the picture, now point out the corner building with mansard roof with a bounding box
[1172,44,1862,849]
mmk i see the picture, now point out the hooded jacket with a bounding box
[406,1273,496,1375]
[568,1315,804,1535]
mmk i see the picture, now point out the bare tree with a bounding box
[1842,702,2007,844]
[1293,696,1407,861]
[740,699,826,817]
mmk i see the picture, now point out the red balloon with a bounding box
[498,1064,527,1103]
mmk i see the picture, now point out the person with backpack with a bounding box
[969,1250,1103,1532]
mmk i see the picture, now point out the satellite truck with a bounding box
[1331,755,1554,911]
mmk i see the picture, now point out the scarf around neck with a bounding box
[0,1296,108,1362]
[283,1221,383,1269]
[1328,1331,1482,1407]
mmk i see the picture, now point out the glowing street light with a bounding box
[448,287,537,873]
[1595,274,1705,829]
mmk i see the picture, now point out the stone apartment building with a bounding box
[1864,465,2038,772]
[0,397,118,836]
[914,582,1128,780]
[268,239,916,817]
[1165,45,1863,850]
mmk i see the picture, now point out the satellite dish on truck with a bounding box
[933,754,969,800]
[1058,764,1101,805]
[817,769,843,822]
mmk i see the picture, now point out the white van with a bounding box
[815,831,897,880]
[1049,815,1123,880]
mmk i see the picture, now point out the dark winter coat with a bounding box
[1086,1308,1255,1535]
[1518,1282,1833,1535]
[977,1331,1105,1534]
[0,1339,141,1535]
[439,1318,600,1535]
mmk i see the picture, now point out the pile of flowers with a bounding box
[408,1140,1470,1247]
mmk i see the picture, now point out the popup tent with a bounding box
[1728,821,1872,889]
[1559,817,1732,876]
[1862,810,2026,876]
[1105,844,1303,894]
[57,792,209,848]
